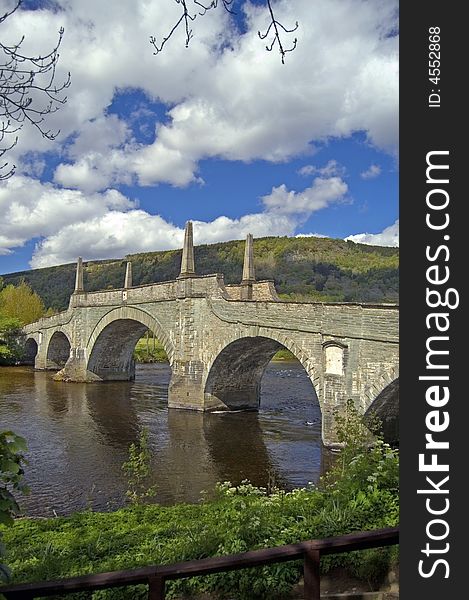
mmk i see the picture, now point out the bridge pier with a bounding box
[168,360,206,410]
[53,349,102,382]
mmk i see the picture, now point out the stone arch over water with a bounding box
[365,377,399,445]
[203,335,320,415]
[86,307,173,381]
[46,331,71,369]
[23,337,38,365]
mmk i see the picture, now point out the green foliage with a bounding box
[1,236,399,311]
[271,349,295,360]
[0,281,45,325]
[0,431,28,581]
[0,473,398,598]
[0,316,23,365]
[320,399,399,529]
[133,337,168,363]
[121,429,157,505]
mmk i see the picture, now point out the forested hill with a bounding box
[2,236,399,311]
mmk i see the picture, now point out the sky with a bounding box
[0,0,398,275]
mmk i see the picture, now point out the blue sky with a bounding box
[0,0,398,274]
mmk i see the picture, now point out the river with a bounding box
[0,361,324,517]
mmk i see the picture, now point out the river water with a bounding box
[0,361,324,517]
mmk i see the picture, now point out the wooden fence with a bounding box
[0,527,398,599]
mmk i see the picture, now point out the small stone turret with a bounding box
[74,257,84,293]
[241,233,256,284]
[179,221,196,278]
[124,261,132,288]
[240,234,256,300]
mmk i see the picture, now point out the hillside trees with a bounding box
[0,280,45,324]
[1,237,399,311]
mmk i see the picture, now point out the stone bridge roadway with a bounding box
[23,273,398,447]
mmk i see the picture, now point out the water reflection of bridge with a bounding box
[19,367,294,511]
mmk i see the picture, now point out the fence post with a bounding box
[303,547,320,600]
[148,575,165,600]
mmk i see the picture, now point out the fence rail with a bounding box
[0,527,398,599]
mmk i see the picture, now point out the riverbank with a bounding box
[1,446,399,599]
[133,337,168,362]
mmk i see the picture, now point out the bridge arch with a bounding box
[365,377,399,445]
[46,331,71,369]
[204,334,321,412]
[23,337,38,365]
[85,306,174,381]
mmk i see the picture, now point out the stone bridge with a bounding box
[23,223,399,446]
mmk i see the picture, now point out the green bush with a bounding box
[0,317,24,366]
[122,429,157,505]
[0,431,28,581]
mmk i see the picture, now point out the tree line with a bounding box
[2,235,399,312]
[0,278,49,365]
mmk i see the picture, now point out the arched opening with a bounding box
[205,337,286,410]
[204,335,322,490]
[87,318,170,382]
[23,338,38,365]
[88,319,148,380]
[46,331,71,370]
[365,377,399,446]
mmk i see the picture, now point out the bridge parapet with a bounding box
[68,274,230,309]
[209,298,399,343]
[23,310,71,334]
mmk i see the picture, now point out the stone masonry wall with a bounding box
[23,278,398,446]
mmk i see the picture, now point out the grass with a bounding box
[1,478,398,599]
[133,337,168,363]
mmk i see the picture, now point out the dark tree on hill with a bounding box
[150,0,298,64]
[0,0,70,179]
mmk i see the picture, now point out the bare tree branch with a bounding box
[258,0,298,65]
[0,0,71,180]
[194,0,235,17]
[150,0,298,63]
[150,0,197,54]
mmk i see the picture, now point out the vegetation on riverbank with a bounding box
[0,279,48,365]
[2,236,399,311]
[0,404,399,599]
[133,336,168,363]
[0,431,28,581]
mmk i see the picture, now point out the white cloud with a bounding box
[0,176,135,255]
[2,1,398,267]
[1,172,343,267]
[5,0,397,191]
[0,170,394,267]
[295,232,328,239]
[345,220,399,247]
[361,164,382,179]
[30,209,298,268]
[298,160,346,178]
[262,177,348,215]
